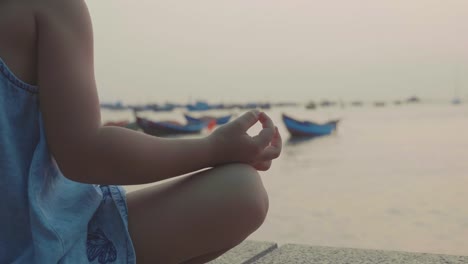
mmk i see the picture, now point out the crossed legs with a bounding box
[126,163,269,264]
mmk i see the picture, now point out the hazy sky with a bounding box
[87,0,468,104]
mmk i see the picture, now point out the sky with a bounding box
[87,0,468,104]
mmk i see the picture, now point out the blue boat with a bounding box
[282,114,339,138]
[186,101,212,111]
[184,114,232,125]
[136,116,207,137]
[100,101,127,110]
[147,104,175,112]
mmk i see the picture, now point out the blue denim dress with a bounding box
[0,57,136,264]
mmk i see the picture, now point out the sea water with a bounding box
[102,103,468,256]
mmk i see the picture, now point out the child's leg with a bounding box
[126,163,269,264]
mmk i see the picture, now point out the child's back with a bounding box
[0,1,136,263]
[1,0,39,262]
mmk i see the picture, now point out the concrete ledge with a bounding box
[251,244,468,264]
[208,241,277,264]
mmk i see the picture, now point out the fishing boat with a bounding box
[183,114,232,125]
[147,103,176,112]
[282,114,339,138]
[305,101,317,110]
[374,101,386,107]
[103,120,140,131]
[100,101,127,110]
[104,120,130,127]
[136,116,207,137]
[186,101,212,111]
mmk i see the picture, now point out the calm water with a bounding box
[103,103,468,256]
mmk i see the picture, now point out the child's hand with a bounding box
[208,110,282,171]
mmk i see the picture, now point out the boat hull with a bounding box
[184,114,232,125]
[136,117,206,137]
[282,114,338,138]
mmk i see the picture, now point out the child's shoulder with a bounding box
[0,0,39,84]
[0,0,86,15]
[0,0,90,84]
[0,0,89,25]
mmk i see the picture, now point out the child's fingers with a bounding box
[257,145,281,161]
[258,112,274,129]
[234,110,260,132]
[257,147,279,161]
[256,127,282,161]
[271,126,282,149]
[250,112,276,150]
[252,127,275,150]
[252,160,272,171]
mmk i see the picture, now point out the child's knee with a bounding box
[217,163,269,228]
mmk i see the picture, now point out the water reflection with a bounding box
[285,133,340,146]
[285,136,319,146]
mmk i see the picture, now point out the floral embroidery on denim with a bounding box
[87,228,117,264]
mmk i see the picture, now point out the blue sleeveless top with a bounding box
[0,57,135,263]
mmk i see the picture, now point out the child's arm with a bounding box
[36,0,279,185]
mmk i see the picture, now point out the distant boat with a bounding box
[103,120,139,130]
[136,116,207,137]
[184,114,232,125]
[128,105,149,112]
[100,101,127,110]
[305,102,316,110]
[282,114,339,138]
[241,103,260,109]
[186,101,212,111]
[104,120,130,127]
[374,102,386,107]
[259,103,271,109]
[147,104,175,112]
[319,100,337,107]
[406,96,421,103]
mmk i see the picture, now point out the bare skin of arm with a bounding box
[35,0,280,185]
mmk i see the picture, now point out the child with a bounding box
[0,0,282,263]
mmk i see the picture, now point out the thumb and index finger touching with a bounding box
[233,110,276,149]
[234,110,262,132]
[252,111,276,149]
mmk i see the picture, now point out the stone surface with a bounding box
[208,240,278,264]
[251,244,468,264]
